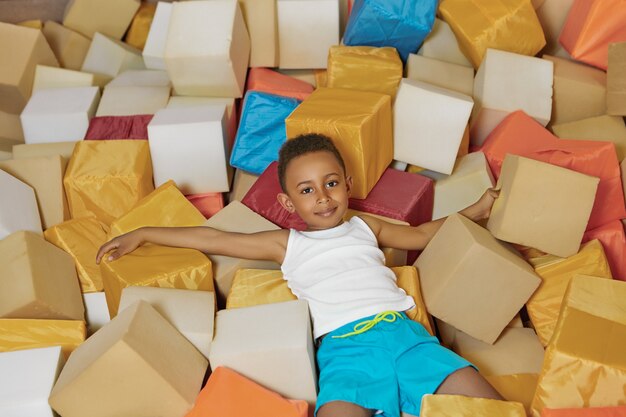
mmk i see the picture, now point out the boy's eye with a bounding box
[326,180,338,188]
[301,187,313,194]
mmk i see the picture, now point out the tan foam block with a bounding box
[487,155,599,258]
[0,138,16,161]
[96,85,170,117]
[33,65,96,91]
[0,23,59,115]
[552,115,626,161]
[0,155,69,230]
[0,170,42,239]
[12,141,76,162]
[420,394,526,416]
[608,42,626,116]
[416,214,541,344]
[535,0,576,56]
[203,201,281,303]
[48,301,208,417]
[108,69,170,87]
[544,55,606,125]
[406,54,474,97]
[42,21,91,70]
[417,18,473,67]
[277,69,317,87]
[239,0,278,67]
[0,231,84,320]
[452,328,545,376]
[0,319,85,359]
[228,169,259,203]
[0,110,24,142]
[81,32,145,81]
[62,0,141,39]
[119,287,215,359]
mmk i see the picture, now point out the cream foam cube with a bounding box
[164,1,250,97]
[82,292,110,335]
[32,65,96,91]
[167,96,236,144]
[239,0,278,67]
[209,300,317,405]
[277,0,340,69]
[0,346,64,417]
[148,106,230,194]
[394,79,474,174]
[417,18,473,67]
[470,49,553,146]
[96,85,170,117]
[12,142,77,162]
[41,21,91,71]
[0,171,42,239]
[81,32,145,83]
[20,86,100,144]
[406,54,474,97]
[142,2,172,70]
[108,70,171,87]
[432,152,495,220]
[119,287,215,359]
[62,0,140,40]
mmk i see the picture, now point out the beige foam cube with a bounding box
[96,85,170,117]
[0,110,24,142]
[164,1,250,97]
[0,23,59,115]
[228,169,259,203]
[608,42,626,116]
[209,300,317,404]
[33,65,96,92]
[0,170,42,239]
[42,21,91,70]
[142,2,172,70]
[12,141,77,162]
[535,0,576,57]
[394,79,474,174]
[203,201,281,302]
[238,0,278,67]
[48,301,208,417]
[277,0,339,69]
[552,115,626,161]
[0,138,15,161]
[62,0,141,39]
[108,69,170,87]
[0,156,68,230]
[276,69,317,86]
[487,155,599,258]
[417,18,473,67]
[470,49,553,146]
[406,54,474,97]
[119,287,215,359]
[81,32,145,82]
[167,96,236,145]
[82,292,110,335]
[0,231,84,320]
[415,213,541,344]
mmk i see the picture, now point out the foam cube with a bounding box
[167,96,237,147]
[82,292,110,334]
[0,155,68,230]
[326,46,403,98]
[0,319,85,359]
[583,220,626,281]
[406,54,474,97]
[542,407,626,417]
[417,18,472,67]
[608,42,626,116]
[0,139,14,161]
[416,214,541,344]
[81,32,145,83]
[0,346,64,417]
[84,114,153,140]
[0,170,41,239]
[394,79,473,174]
[229,169,259,202]
[108,69,170,87]
[186,367,309,417]
[485,373,539,415]
[527,239,612,346]
[285,87,392,198]
[246,67,313,101]
[0,110,24,142]
[119,287,215,359]
[421,395,526,416]
[96,85,169,117]
[12,141,76,162]
[278,69,318,86]
[531,276,626,414]
[204,201,281,302]
[343,0,436,63]
[209,300,317,404]
[235,0,277,67]
[487,155,599,257]
[430,152,494,220]
[62,0,140,39]
[142,1,172,70]
[186,192,224,219]
[32,65,96,92]
[277,0,339,69]
[552,115,626,161]
[63,140,154,225]
[49,301,208,417]
[42,21,90,70]
[148,106,230,194]
[231,92,300,175]
[534,0,576,57]
[164,1,250,97]
[439,0,545,69]
[470,49,553,146]
[124,2,156,50]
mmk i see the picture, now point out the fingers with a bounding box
[95,240,120,264]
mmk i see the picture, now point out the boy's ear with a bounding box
[277,192,296,213]
[345,175,353,197]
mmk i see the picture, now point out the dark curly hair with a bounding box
[277,133,346,193]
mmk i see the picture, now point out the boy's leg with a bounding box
[435,366,503,400]
[317,400,374,417]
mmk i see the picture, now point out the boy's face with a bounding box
[277,151,352,231]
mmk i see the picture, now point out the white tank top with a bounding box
[281,216,416,339]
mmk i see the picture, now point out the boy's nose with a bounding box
[317,190,330,204]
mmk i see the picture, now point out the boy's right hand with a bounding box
[96,229,143,264]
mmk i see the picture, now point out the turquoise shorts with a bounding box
[315,312,474,417]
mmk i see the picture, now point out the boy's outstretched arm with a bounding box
[360,188,499,252]
[95,227,290,265]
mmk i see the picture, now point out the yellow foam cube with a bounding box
[0,318,86,359]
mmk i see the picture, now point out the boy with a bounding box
[97,133,503,417]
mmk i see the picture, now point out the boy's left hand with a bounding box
[466,188,500,221]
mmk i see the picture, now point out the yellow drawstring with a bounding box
[331,311,404,339]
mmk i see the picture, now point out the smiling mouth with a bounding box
[315,207,337,217]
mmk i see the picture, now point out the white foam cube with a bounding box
[81,32,145,82]
[119,287,215,359]
[0,346,64,417]
[167,96,236,144]
[82,292,111,335]
[406,54,474,97]
[164,1,250,97]
[277,0,340,69]
[394,79,474,174]
[209,300,317,404]
[0,170,42,239]
[432,152,495,220]
[470,49,554,146]
[96,85,170,116]
[20,86,100,144]
[32,65,96,91]
[108,70,171,87]
[417,18,473,67]
[142,2,172,70]
[148,106,230,194]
